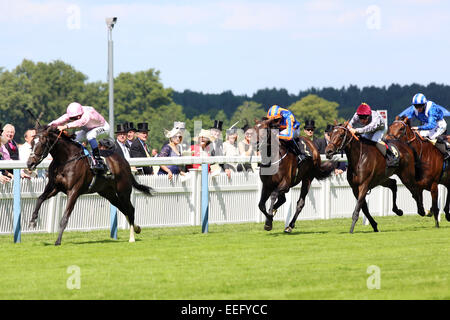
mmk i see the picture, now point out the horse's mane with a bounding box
[42,125,81,148]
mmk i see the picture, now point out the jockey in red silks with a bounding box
[49,102,110,172]
[349,102,399,167]
[266,105,311,163]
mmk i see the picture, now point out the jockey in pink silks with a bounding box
[49,102,110,172]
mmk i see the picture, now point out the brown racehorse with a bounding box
[325,121,423,233]
[386,116,450,226]
[27,125,154,245]
[254,117,336,233]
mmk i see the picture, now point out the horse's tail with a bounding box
[131,175,155,196]
[314,160,337,181]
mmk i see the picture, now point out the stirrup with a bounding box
[92,159,107,173]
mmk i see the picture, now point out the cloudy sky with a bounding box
[1,0,449,95]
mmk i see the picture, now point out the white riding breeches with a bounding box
[75,122,110,142]
[419,119,447,140]
[361,129,384,142]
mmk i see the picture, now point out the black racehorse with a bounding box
[27,125,154,245]
[254,117,336,233]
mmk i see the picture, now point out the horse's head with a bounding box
[27,125,61,170]
[254,117,282,144]
[386,116,413,141]
[325,120,354,159]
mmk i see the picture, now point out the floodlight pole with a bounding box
[107,18,116,139]
[106,17,118,240]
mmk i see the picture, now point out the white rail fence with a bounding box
[0,156,446,237]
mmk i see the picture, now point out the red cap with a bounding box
[356,103,371,115]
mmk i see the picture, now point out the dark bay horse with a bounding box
[254,117,336,233]
[386,116,450,226]
[27,125,154,245]
[325,121,422,233]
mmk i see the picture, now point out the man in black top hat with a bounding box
[209,120,225,175]
[125,122,137,149]
[303,119,316,140]
[114,123,130,159]
[210,120,224,155]
[130,122,153,175]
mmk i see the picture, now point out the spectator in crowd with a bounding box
[151,148,158,157]
[210,120,224,176]
[114,123,130,159]
[314,124,347,175]
[18,128,36,161]
[186,129,212,171]
[303,119,316,140]
[125,122,137,149]
[2,124,19,161]
[238,124,257,172]
[0,124,31,178]
[173,121,189,154]
[223,128,243,179]
[129,122,154,175]
[0,125,12,184]
[158,128,187,180]
[18,128,37,178]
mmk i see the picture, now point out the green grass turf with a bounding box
[0,215,448,300]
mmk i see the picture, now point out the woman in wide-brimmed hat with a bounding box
[187,129,212,171]
[157,128,187,180]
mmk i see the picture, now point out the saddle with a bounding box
[79,143,113,176]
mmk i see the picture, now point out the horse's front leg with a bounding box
[349,184,370,233]
[285,178,311,233]
[258,187,274,231]
[29,181,59,228]
[55,190,81,246]
[272,193,286,216]
[361,198,378,232]
[264,191,279,231]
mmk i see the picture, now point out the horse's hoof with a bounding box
[264,224,272,231]
[129,239,135,243]
[54,242,61,246]
[394,209,403,216]
[134,226,141,234]
[29,221,37,228]
[445,212,450,222]
[284,227,292,233]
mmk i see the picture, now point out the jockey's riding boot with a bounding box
[435,137,450,160]
[385,147,399,167]
[290,139,310,163]
[92,147,107,173]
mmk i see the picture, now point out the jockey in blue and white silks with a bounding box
[398,93,450,159]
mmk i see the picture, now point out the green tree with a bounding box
[229,101,266,130]
[0,59,87,142]
[289,94,344,138]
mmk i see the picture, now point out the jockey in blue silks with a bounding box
[398,93,450,159]
[266,105,311,162]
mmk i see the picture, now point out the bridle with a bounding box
[328,125,358,154]
[30,129,63,164]
[386,120,417,144]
